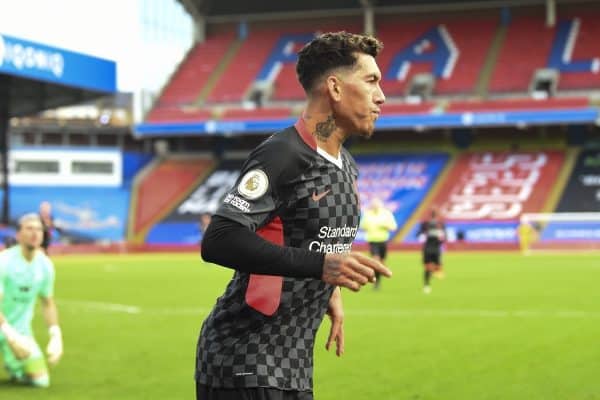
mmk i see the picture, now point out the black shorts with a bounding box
[368,242,388,260]
[423,250,441,266]
[196,383,313,400]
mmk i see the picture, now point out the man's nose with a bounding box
[374,84,385,105]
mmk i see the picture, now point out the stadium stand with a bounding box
[402,150,566,243]
[129,156,214,242]
[144,7,600,127]
[206,20,361,103]
[146,106,215,122]
[156,31,236,106]
[132,2,600,251]
[220,106,293,120]
[488,15,555,94]
[486,12,600,94]
[555,14,600,90]
[377,16,497,96]
[382,102,438,114]
[145,158,244,244]
[206,29,282,103]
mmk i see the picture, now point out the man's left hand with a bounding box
[325,287,344,357]
[46,326,63,366]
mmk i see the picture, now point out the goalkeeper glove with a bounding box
[0,321,33,360]
[46,325,63,366]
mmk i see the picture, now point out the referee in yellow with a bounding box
[517,217,537,255]
[361,198,398,290]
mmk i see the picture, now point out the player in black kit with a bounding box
[197,32,391,400]
[417,209,447,294]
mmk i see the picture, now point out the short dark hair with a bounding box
[296,31,383,93]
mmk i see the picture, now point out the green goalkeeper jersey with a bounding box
[0,245,54,338]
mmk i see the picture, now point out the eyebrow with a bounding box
[365,73,381,81]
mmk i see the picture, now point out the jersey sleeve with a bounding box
[386,210,398,231]
[39,258,55,298]
[216,133,298,231]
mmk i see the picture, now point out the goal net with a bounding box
[520,212,600,252]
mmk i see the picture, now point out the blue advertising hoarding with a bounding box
[354,153,449,243]
[2,186,129,242]
[135,108,599,137]
[0,33,116,93]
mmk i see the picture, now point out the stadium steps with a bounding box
[128,156,215,244]
[541,147,580,213]
[393,151,459,242]
[194,38,245,105]
[146,45,197,115]
[127,157,162,241]
[475,22,508,97]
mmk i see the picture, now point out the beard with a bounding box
[23,242,38,251]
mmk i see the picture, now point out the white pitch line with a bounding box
[58,300,600,319]
[148,307,210,315]
[59,299,141,314]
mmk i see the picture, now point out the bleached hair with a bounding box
[18,213,42,230]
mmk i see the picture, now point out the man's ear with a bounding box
[326,75,342,102]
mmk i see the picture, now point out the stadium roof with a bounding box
[0,33,116,117]
[179,0,575,22]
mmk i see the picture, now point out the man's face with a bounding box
[17,219,43,250]
[333,53,385,138]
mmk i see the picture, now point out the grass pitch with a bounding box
[2,251,599,399]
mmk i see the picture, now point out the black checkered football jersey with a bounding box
[196,119,361,391]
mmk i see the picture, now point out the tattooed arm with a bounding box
[321,252,392,291]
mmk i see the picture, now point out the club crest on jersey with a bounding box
[238,169,269,200]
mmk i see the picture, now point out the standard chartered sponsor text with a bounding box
[309,225,358,253]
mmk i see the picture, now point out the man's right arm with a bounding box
[0,300,33,360]
[201,215,324,279]
[0,260,33,359]
[202,216,391,291]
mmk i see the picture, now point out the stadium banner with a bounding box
[146,160,243,244]
[538,221,600,241]
[404,150,564,243]
[4,186,129,243]
[135,109,599,137]
[556,150,600,212]
[354,153,449,243]
[439,220,518,243]
[0,33,116,93]
[534,150,600,242]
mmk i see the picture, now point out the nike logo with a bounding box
[311,189,330,202]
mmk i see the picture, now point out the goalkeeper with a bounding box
[0,213,63,387]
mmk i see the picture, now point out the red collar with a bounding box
[294,117,317,151]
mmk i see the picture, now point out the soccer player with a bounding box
[0,213,63,387]
[38,201,54,253]
[197,32,390,400]
[361,198,398,290]
[417,209,446,294]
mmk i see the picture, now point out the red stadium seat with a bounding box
[489,16,555,93]
[377,16,497,96]
[157,32,236,106]
[220,107,292,120]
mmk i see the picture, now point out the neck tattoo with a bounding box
[314,115,336,142]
